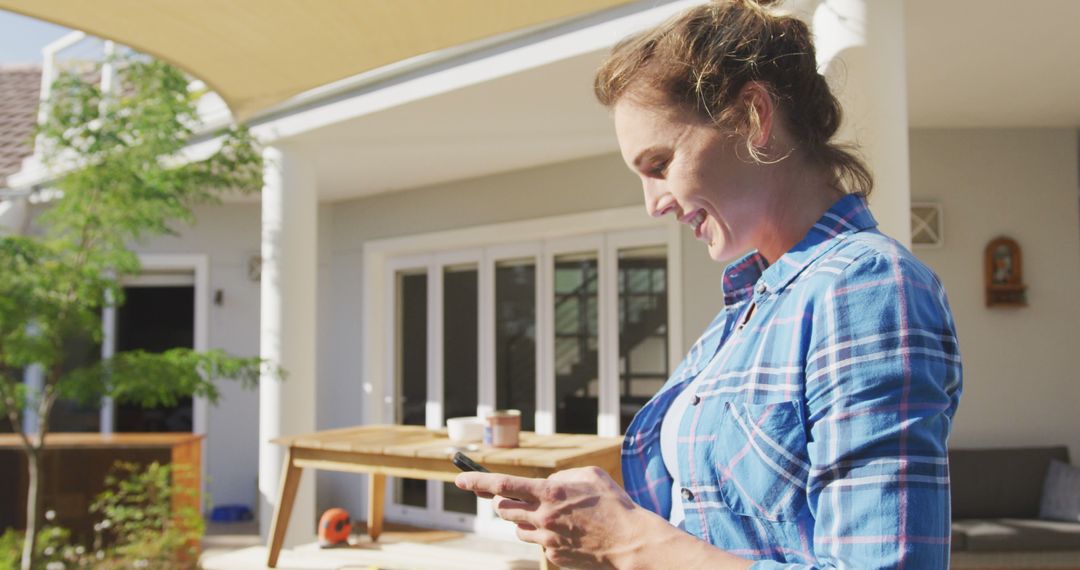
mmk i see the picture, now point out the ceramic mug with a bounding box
[484,410,521,448]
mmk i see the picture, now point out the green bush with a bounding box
[0,525,80,570]
[0,460,205,569]
[90,461,204,569]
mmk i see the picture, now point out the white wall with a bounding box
[909,129,1080,460]
[133,203,263,511]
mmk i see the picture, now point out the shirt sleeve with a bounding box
[753,248,963,569]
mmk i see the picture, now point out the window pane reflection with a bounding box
[618,246,668,433]
[395,269,427,508]
[443,264,478,515]
[495,259,536,431]
[554,253,598,434]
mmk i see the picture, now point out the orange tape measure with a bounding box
[318,507,352,547]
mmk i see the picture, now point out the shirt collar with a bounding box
[721,194,878,304]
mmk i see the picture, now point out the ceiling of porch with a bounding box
[289,0,1080,202]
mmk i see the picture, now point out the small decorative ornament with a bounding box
[984,236,1027,307]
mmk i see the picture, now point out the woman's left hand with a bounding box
[455,466,660,569]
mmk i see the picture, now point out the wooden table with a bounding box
[267,424,623,569]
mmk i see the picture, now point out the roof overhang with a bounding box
[0,0,636,122]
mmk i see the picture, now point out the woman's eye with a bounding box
[647,161,668,177]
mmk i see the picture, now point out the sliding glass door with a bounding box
[384,228,672,529]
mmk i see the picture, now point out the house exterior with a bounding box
[2,0,1079,548]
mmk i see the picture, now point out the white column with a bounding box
[810,0,912,246]
[258,145,318,546]
[100,295,116,434]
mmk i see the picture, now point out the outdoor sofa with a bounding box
[950,446,1080,552]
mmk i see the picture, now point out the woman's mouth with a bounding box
[688,209,707,239]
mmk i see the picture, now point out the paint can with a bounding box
[484,409,521,448]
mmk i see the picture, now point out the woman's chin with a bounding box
[706,241,731,262]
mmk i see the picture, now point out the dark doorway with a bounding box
[114,285,195,432]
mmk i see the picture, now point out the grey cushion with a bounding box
[1040,459,1080,522]
[950,446,1070,519]
[950,520,976,552]
[953,518,1080,552]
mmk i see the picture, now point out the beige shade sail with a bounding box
[1,0,635,122]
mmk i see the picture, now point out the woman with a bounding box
[457,1,962,568]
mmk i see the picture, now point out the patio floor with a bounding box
[200,521,541,570]
[200,521,1080,569]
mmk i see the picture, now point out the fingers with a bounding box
[455,472,543,503]
[492,494,539,525]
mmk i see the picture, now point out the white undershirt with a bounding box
[659,376,704,529]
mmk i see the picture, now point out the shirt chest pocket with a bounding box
[708,400,810,522]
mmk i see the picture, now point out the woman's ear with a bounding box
[740,81,775,149]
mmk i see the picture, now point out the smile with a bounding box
[681,209,707,239]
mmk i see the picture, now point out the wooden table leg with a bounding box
[266,447,302,568]
[367,473,386,541]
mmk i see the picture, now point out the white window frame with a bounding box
[363,206,682,533]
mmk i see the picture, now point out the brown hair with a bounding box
[594,0,872,196]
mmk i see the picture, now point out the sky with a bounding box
[0,10,73,65]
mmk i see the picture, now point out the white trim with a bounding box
[426,262,443,432]
[599,236,619,437]
[535,246,555,436]
[247,0,701,144]
[121,273,197,287]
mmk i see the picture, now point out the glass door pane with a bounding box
[618,246,669,432]
[495,259,536,431]
[442,264,478,515]
[554,253,599,434]
[395,268,427,508]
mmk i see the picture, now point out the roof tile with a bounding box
[0,65,42,187]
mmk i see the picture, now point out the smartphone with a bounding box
[452,451,490,473]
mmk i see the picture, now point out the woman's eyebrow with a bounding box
[632,146,666,169]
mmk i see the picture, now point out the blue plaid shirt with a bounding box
[622,194,962,569]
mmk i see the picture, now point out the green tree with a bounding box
[0,53,270,570]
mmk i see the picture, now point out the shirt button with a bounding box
[756,282,767,294]
[690,394,701,406]
[681,487,695,501]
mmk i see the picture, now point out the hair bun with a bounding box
[736,0,783,8]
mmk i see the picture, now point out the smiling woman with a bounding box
[457,1,963,569]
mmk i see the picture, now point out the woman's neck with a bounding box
[754,159,845,265]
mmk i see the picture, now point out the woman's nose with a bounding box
[645,187,677,218]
